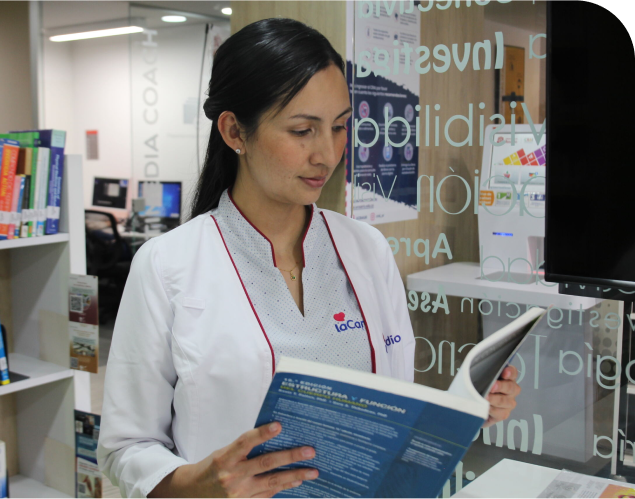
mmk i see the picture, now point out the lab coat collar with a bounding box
[223,189,316,268]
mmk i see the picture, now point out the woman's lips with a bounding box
[300,176,326,188]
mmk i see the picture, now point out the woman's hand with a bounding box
[483,365,521,428]
[149,422,318,498]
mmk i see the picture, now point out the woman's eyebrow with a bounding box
[289,106,353,122]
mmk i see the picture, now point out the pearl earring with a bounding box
[235,148,241,154]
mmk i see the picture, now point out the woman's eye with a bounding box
[334,126,347,132]
[292,129,311,136]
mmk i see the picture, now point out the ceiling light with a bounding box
[50,26,144,42]
[221,7,232,15]
[46,18,147,42]
[162,15,187,23]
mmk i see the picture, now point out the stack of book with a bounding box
[0,129,66,240]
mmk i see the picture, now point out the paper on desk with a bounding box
[538,470,635,498]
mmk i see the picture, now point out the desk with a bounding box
[407,262,601,310]
[453,459,560,498]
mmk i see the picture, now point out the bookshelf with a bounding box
[0,154,90,497]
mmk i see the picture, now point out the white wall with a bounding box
[43,2,132,212]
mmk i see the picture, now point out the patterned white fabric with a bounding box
[210,189,372,372]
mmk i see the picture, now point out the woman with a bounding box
[97,17,520,498]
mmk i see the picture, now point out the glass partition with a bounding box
[128,4,230,221]
[347,0,624,493]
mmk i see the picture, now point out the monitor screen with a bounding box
[92,178,128,209]
[545,2,635,290]
[137,181,182,219]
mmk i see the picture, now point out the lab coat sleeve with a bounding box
[96,238,190,498]
[372,228,416,383]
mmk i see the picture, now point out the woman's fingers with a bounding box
[489,379,521,397]
[251,469,319,498]
[225,422,283,463]
[242,445,316,477]
[501,365,519,381]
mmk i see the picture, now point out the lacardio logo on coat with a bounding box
[333,312,365,332]
[333,313,402,353]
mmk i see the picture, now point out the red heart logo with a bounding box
[333,312,345,321]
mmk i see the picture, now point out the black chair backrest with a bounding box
[85,210,124,274]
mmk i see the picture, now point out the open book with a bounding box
[248,307,547,498]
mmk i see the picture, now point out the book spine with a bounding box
[44,131,65,235]
[20,175,30,238]
[36,148,50,237]
[28,147,38,237]
[0,320,9,385]
[0,145,19,240]
[9,175,22,239]
[15,176,25,238]
[0,440,6,498]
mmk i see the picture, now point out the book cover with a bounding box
[11,130,66,235]
[0,140,20,240]
[75,411,102,498]
[0,440,6,498]
[249,359,485,498]
[248,308,546,498]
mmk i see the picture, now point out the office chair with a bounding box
[85,210,133,324]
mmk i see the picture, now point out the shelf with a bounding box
[9,474,70,498]
[0,353,74,396]
[0,233,69,250]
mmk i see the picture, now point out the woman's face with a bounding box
[238,63,352,206]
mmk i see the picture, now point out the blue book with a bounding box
[248,308,547,498]
[0,318,9,386]
[10,130,66,235]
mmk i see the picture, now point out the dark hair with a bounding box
[189,17,345,219]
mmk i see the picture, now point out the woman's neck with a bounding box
[230,182,308,259]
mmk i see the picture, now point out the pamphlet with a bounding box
[538,470,635,498]
[75,410,102,498]
[248,307,547,498]
[69,274,99,373]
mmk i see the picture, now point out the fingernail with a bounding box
[269,422,280,433]
[492,382,499,391]
[291,481,302,487]
[302,447,314,458]
[305,470,318,479]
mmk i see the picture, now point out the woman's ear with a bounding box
[217,110,246,153]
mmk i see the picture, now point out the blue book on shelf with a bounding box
[10,129,66,235]
[0,319,9,386]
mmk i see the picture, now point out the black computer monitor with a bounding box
[92,178,128,209]
[137,181,182,230]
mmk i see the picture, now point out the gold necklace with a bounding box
[278,262,299,281]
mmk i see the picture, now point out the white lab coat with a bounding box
[97,207,416,498]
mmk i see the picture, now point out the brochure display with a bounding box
[75,411,102,498]
[249,308,546,498]
[69,274,99,373]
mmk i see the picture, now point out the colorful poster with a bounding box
[345,1,420,224]
[75,411,102,498]
[69,274,99,373]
